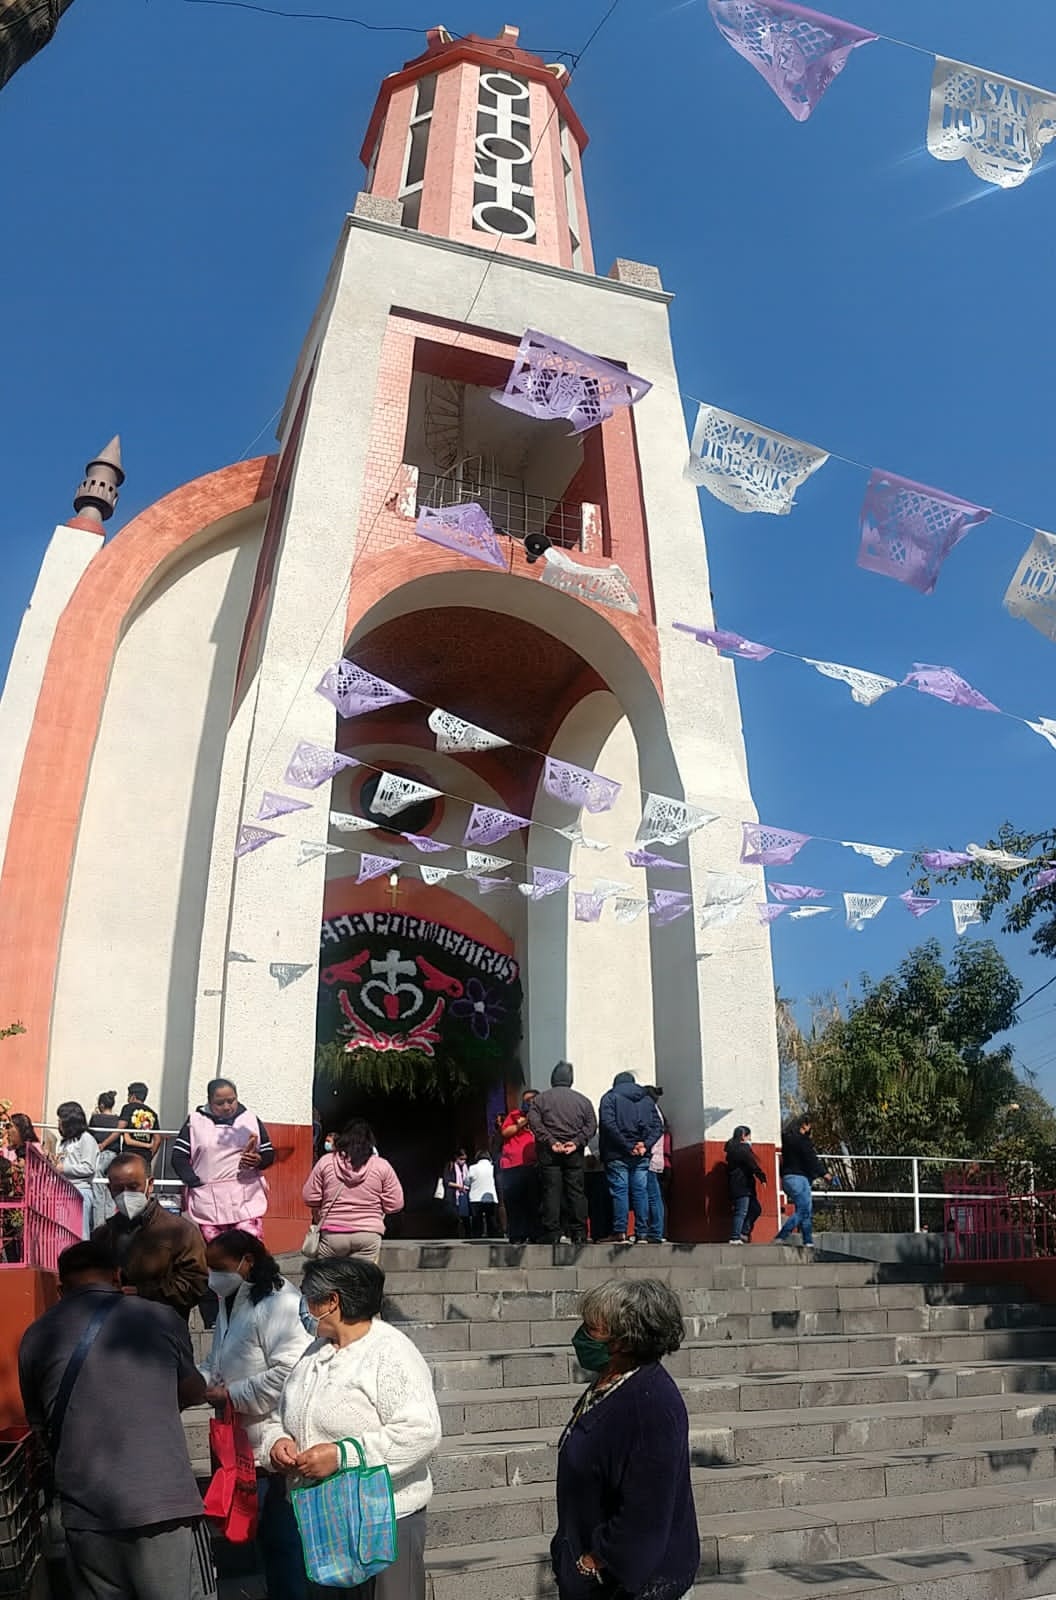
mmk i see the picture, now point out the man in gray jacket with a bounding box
[528,1062,597,1245]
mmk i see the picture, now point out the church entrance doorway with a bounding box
[315,907,523,1235]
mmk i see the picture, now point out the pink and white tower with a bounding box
[0,25,780,1244]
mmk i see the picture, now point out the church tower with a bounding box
[0,25,780,1246]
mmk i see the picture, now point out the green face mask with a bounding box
[572,1324,612,1373]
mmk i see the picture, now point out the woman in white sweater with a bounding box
[200,1229,313,1597]
[54,1101,100,1237]
[264,1257,442,1599]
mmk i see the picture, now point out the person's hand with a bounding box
[270,1437,299,1472]
[576,1553,600,1578]
[295,1442,341,1480]
[632,1142,646,1157]
[759,1172,768,1185]
[205,1383,229,1407]
[239,1133,261,1170]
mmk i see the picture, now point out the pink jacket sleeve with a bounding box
[302,1157,328,1208]
[379,1160,405,1215]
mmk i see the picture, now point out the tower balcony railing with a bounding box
[415,470,588,551]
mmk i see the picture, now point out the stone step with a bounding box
[429,1386,1056,1458]
[427,1357,1056,1410]
[424,1528,1056,1600]
[426,1469,1056,1556]
[380,1291,1054,1340]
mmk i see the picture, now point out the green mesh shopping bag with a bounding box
[291,1437,398,1587]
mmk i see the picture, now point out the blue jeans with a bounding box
[258,1473,307,1598]
[605,1158,650,1239]
[644,1170,665,1241]
[731,1191,761,1241]
[776,1173,814,1245]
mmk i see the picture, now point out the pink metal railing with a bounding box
[945,1189,1056,1264]
[0,1146,83,1270]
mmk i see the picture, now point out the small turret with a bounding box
[69,437,124,529]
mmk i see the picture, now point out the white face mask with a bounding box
[114,1190,148,1221]
[208,1269,245,1299]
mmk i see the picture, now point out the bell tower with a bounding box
[360,24,593,270]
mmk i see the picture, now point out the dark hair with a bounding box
[579,1278,685,1363]
[301,1258,385,1322]
[207,1077,238,1102]
[127,1083,149,1101]
[58,1240,116,1283]
[108,1151,151,1180]
[732,1125,751,1141]
[785,1112,812,1135]
[209,1228,284,1305]
[57,1102,88,1142]
[474,1149,490,1163]
[97,1091,117,1112]
[9,1113,38,1148]
[644,1084,664,1100]
[334,1118,374,1170]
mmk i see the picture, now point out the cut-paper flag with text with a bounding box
[1005,530,1056,644]
[614,897,649,924]
[845,893,887,931]
[952,899,984,937]
[465,852,511,877]
[235,825,281,858]
[707,0,877,121]
[420,864,460,886]
[269,962,313,989]
[370,773,442,818]
[297,841,344,866]
[637,794,718,847]
[330,812,376,833]
[357,854,401,885]
[857,471,991,595]
[492,328,651,435]
[543,757,621,815]
[428,708,509,754]
[927,58,1056,190]
[685,403,829,513]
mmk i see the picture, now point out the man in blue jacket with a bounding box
[598,1073,664,1244]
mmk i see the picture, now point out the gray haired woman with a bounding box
[264,1257,441,1598]
[552,1278,700,1599]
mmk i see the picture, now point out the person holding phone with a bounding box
[171,1078,275,1242]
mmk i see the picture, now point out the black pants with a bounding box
[470,1201,500,1238]
[501,1165,539,1243]
[536,1146,587,1243]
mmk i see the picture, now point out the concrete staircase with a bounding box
[189,1242,1056,1600]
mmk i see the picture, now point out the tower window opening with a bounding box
[560,119,584,270]
[472,69,535,241]
[398,73,436,232]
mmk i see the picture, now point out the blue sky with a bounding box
[3,2,1056,1085]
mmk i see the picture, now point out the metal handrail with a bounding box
[416,470,584,549]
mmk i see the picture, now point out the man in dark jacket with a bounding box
[775,1113,827,1247]
[528,1062,597,1246]
[598,1073,663,1244]
[724,1125,767,1244]
[93,1151,208,1318]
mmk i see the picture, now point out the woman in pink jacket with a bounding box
[302,1119,404,1264]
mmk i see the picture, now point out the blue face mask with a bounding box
[299,1298,318,1337]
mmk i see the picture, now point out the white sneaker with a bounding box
[728,1237,744,1245]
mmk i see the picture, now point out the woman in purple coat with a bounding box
[552,1278,700,1599]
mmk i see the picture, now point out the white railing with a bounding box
[810,1153,1033,1234]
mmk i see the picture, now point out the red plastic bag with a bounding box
[203,1405,259,1544]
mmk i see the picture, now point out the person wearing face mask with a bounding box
[266,1258,442,1599]
[724,1124,768,1245]
[93,1151,208,1319]
[200,1230,312,1597]
[553,1279,699,1600]
[171,1077,275,1243]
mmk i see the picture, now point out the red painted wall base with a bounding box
[0,1269,58,1427]
[261,1122,314,1256]
[669,1140,780,1244]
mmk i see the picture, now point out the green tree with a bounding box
[794,939,1021,1157]
[917,822,1056,956]
[0,1022,25,1042]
